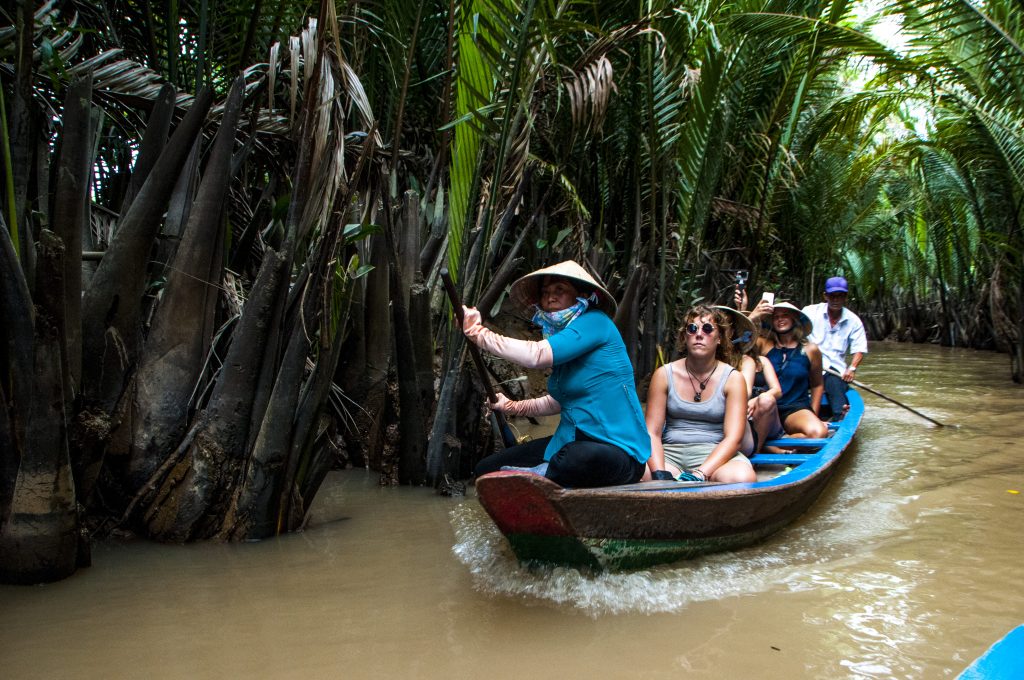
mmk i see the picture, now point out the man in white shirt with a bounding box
[802,277,867,421]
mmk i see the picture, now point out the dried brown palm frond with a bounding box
[565,55,616,135]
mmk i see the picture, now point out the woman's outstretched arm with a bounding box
[462,306,553,368]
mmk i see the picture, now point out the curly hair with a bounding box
[678,305,738,366]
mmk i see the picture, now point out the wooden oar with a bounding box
[440,268,518,448]
[825,367,944,427]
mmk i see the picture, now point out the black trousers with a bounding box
[474,431,644,488]
[823,372,850,421]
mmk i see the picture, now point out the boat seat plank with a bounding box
[763,437,830,448]
[748,453,814,466]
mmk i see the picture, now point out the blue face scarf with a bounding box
[532,294,596,338]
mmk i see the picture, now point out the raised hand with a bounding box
[734,287,749,311]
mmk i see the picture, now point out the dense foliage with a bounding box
[1,0,1021,582]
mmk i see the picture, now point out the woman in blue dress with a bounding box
[755,302,829,439]
[461,261,651,488]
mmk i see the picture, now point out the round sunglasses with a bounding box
[685,322,717,335]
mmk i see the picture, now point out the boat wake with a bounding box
[449,503,757,615]
[450,480,910,617]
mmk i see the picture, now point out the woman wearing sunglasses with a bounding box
[461,261,650,488]
[643,305,757,483]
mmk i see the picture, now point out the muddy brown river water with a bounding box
[2,342,1022,678]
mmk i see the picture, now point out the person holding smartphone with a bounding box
[734,278,775,329]
[736,282,829,440]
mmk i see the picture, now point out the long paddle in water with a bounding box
[439,268,518,448]
[825,367,945,427]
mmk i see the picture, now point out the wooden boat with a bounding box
[958,625,1024,679]
[475,389,864,571]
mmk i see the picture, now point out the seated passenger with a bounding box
[644,305,756,484]
[464,260,650,488]
[752,302,829,439]
[733,284,785,451]
[739,341,786,452]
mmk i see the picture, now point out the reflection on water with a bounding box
[2,342,1023,679]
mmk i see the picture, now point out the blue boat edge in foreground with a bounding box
[475,389,864,571]
[957,624,1024,679]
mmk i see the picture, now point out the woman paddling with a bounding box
[644,305,756,483]
[462,261,650,488]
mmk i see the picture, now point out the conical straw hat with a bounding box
[710,305,757,354]
[772,301,813,335]
[510,260,617,316]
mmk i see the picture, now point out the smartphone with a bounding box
[761,292,775,305]
[735,270,749,291]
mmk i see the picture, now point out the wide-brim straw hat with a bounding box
[510,260,617,316]
[710,306,757,354]
[772,301,813,335]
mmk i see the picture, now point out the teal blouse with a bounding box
[544,310,651,464]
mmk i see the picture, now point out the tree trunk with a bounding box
[0,214,35,529]
[194,249,289,537]
[426,336,462,486]
[362,235,392,469]
[281,285,352,527]
[409,282,435,415]
[50,73,95,399]
[398,190,421,310]
[0,231,80,584]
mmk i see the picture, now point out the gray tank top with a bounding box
[662,362,734,446]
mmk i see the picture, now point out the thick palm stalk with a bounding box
[0,214,34,528]
[79,87,213,413]
[49,72,95,400]
[143,248,289,541]
[120,84,178,216]
[107,76,245,499]
[384,218,427,485]
[230,263,319,539]
[282,310,350,527]
[0,231,80,584]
